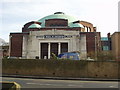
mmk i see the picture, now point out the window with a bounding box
[102,46,109,51]
[101,37,108,41]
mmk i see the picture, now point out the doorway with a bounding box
[41,43,48,59]
[61,43,68,53]
[50,43,58,57]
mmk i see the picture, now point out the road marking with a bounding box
[26,82,68,87]
[109,86,114,88]
[27,82,63,86]
[67,84,82,87]
[69,84,80,86]
[26,82,83,87]
[26,83,37,85]
[26,83,52,86]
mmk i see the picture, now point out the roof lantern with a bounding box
[54,12,65,14]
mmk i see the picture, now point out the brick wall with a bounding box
[86,33,95,53]
[10,33,23,57]
[45,19,68,27]
[80,32,101,56]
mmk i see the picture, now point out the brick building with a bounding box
[9,12,101,59]
[101,33,112,51]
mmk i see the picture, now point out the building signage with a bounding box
[36,35,73,39]
[44,35,64,38]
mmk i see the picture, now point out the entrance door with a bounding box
[61,43,68,53]
[41,43,48,59]
[50,43,58,57]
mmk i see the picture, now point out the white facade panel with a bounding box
[22,30,87,59]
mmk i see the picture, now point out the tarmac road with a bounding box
[1,77,119,88]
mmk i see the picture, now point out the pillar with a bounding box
[87,27,88,32]
[48,43,51,59]
[58,42,61,55]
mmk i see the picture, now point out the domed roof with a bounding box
[38,12,83,28]
[70,23,84,28]
[28,23,41,28]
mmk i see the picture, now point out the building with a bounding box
[9,12,101,59]
[1,44,9,58]
[111,32,120,61]
[101,33,111,51]
[0,38,9,59]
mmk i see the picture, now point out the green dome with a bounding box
[28,24,41,28]
[38,12,83,28]
[69,23,84,28]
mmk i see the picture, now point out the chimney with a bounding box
[107,33,110,38]
[93,27,97,32]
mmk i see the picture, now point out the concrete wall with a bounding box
[111,32,120,61]
[80,34,87,59]
[2,59,119,79]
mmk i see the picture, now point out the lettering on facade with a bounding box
[44,35,64,38]
[36,35,73,39]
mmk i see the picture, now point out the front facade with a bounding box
[10,12,101,59]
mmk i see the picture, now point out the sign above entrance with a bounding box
[36,35,73,39]
[44,35,64,38]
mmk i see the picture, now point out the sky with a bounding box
[0,0,119,42]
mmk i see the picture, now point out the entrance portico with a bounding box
[39,41,68,59]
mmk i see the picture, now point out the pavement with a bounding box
[2,74,120,82]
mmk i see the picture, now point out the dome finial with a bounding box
[54,12,64,14]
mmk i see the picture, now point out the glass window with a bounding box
[101,37,108,41]
[103,46,109,51]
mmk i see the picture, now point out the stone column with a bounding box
[9,35,12,57]
[58,42,61,55]
[48,43,51,59]
[22,35,27,59]
[80,34,87,60]
[87,27,88,32]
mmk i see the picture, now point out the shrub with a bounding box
[97,51,115,61]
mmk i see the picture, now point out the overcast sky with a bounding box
[0,0,119,42]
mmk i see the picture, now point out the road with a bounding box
[2,77,119,88]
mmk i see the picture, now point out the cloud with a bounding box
[1,0,67,18]
[0,0,119,41]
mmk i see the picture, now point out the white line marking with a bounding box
[26,83,37,85]
[109,86,114,88]
[68,85,77,86]
[26,83,52,86]
[68,84,83,87]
